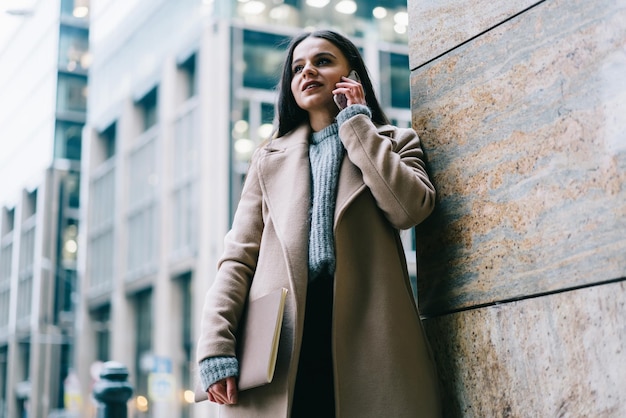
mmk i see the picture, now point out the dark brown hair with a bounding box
[275,30,390,137]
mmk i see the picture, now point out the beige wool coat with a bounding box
[197,112,441,418]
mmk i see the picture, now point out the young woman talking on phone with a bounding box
[196,29,441,418]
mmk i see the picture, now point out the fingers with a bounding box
[333,78,366,106]
[208,380,229,404]
[207,391,216,403]
[208,377,238,405]
[226,376,238,404]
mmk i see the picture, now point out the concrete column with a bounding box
[408,0,626,416]
[151,55,177,418]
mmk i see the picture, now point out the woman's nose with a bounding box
[302,64,316,77]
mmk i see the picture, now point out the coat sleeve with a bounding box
[196,148,265,364]
[338,113,436,230]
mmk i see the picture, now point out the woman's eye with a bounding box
[317,58,330,65]
[293,65,303,73]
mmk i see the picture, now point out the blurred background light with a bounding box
[257,123,274,140]
[372,6,387,19]
[394,11,408,26]
[335,0,356,14]
[306,0,330,8]
[233,119,249,136]
[241,0,266,15]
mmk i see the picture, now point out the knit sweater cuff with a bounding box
[336,104,372,127]
[198,356,239,391]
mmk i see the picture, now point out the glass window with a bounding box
[230,99,275,221]
[63,172,81,209]
[92,305,110,362]
[88,163,115,294]
[16,273,32,322]
[57,73,87,113]
[88,228,114,293]
[1,207,14,236]
[134,289,153,398]
[19,343,30,380]
[242,30,288,90]
[172,105,199,257]
[0,346,7,406]
[136,88,158,131]
[127,137,158,276]
[380,51,410,109]
[0,246,11,327]
[99,123,116,161]
[24,190,37,220]
[55,121,83,160]
[61,219,79,266]
[0,241,11,286]
[54,269,76,321]
[390,52,410,108]
[178,54,197,99]
[389,52,410,109]
[58,25,89,72]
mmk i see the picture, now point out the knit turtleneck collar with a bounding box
[310,122,339,145]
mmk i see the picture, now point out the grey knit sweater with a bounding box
[307,122,343,280]
[198,104,373,391]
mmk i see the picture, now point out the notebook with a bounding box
[195,287,288,402]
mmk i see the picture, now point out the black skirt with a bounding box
[291,273,336,418]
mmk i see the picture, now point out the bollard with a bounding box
[93,361,133,418]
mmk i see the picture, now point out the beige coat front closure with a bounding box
[197,113,441,417]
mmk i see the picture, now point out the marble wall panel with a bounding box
[408,0,539,69]
[423,280,626,417]
[411,0,626,315]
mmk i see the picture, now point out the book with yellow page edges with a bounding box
[195,287,288,402]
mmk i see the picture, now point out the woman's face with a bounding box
[290,36,351,118]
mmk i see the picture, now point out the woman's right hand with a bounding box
[207,376,238,405]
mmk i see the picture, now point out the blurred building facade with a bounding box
[0,0,90,417]
[74,1,415,418]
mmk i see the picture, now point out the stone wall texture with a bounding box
[408,0,626,416]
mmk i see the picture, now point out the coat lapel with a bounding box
[257,125,311,293]
[335,153,365,226]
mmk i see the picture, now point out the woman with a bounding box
[196,30,441,417]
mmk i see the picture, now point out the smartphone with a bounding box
[334,70,361,110]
